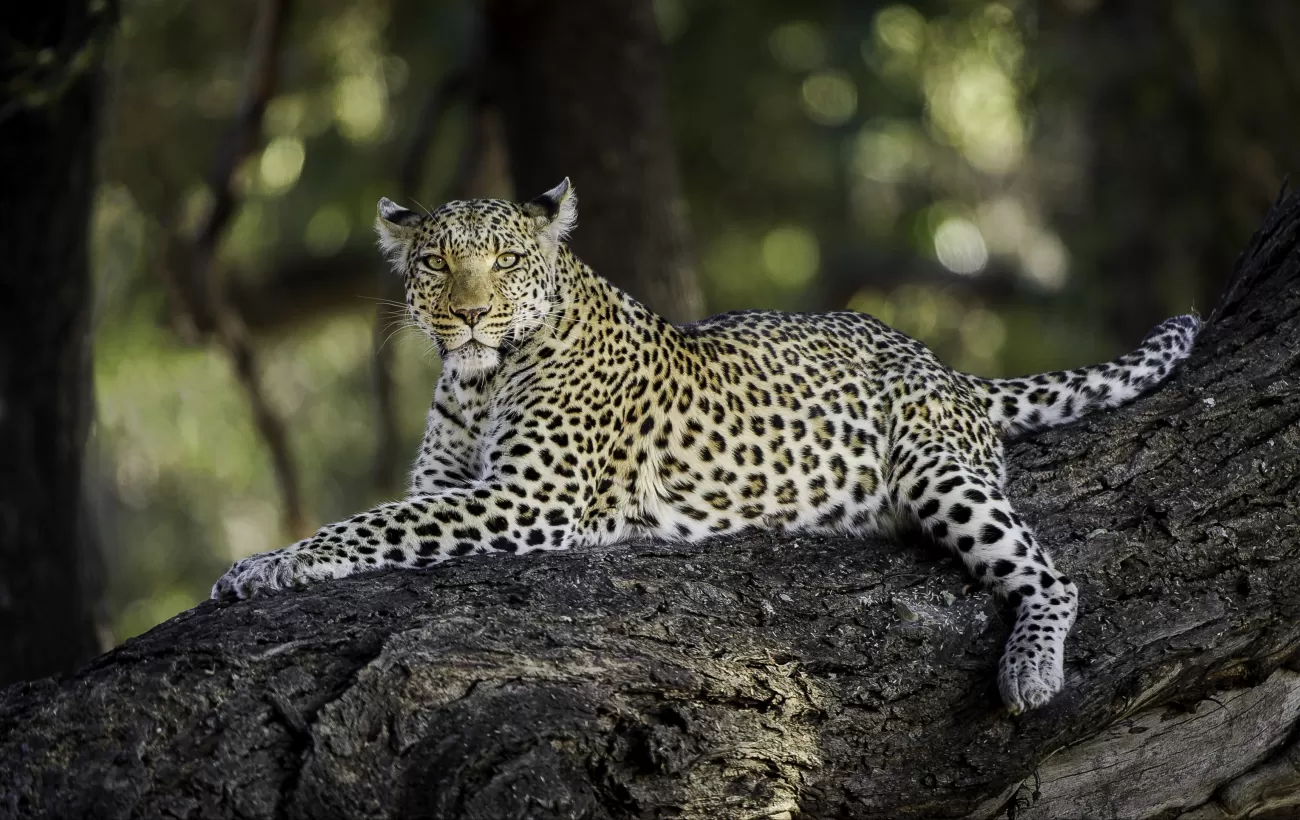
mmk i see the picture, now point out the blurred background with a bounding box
[3,0,1296,682]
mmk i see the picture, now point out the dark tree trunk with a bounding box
[2,192,1298,817]
[0,0,116,685]
[485,0,703,323]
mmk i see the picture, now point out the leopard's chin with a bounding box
[443,340,501,378]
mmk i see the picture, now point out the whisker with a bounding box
[374,316,416,333]
[360,296,413,310]
[375,308,413,322]
[373,309,417,327]
[376,321,424,354]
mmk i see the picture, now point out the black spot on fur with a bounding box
[980,524,1004,545]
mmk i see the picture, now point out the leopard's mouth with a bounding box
[443,335,499,353]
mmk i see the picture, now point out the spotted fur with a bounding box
[212,179,1201,712]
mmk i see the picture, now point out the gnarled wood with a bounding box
[1,192,1297,819]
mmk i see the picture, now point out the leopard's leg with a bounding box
[211,482,584,599]
[894,457,1078,712]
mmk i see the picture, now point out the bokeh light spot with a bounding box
[854,120,924,182]
[801,71,858,126]
[1021,232,1070,290]
[305,205,351,256]
[933,218,988,275]
[762,226,820,287]
[874,5,926,57]
[960,307,1007,360]
[259,136,305,194]
[769,21,827,71]
[333,74,387,143]
[264,95,306,137]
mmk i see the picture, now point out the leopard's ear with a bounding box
[375,198,421,266]
[524,178,578,247]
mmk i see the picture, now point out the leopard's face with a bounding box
[403,200,557,376]
[376,180,577,378]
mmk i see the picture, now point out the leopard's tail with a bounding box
[966,314,1201,436]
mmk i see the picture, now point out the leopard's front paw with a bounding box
[997,622,1067,714]
[210,542,343,600]
[998,645,1063,714]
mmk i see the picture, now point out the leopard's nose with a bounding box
[451,304,491,327]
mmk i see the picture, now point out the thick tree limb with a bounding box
[2,193,1298,819]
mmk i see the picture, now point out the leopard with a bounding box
[211,178,1201,712]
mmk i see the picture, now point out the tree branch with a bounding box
[3,193,1298,819]
[160,0,308,539]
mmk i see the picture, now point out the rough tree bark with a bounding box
[485,0,704,323]
[0,0,117,685]
[1,192,1298,818]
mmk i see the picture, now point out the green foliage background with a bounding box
[90,0,1297,640]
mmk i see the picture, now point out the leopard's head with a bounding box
[375,179,578,378]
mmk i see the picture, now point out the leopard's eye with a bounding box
[495,252,520,270]
[421,254,447,272]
